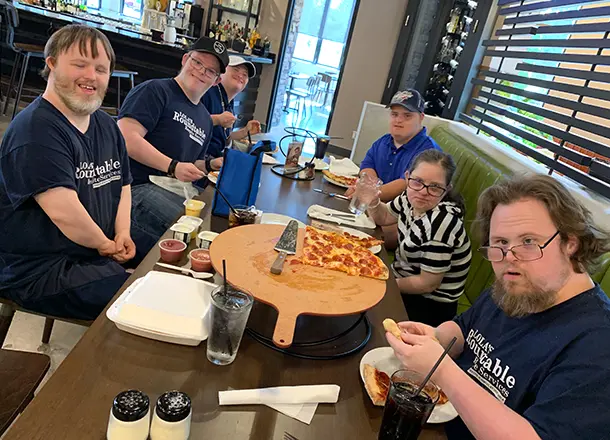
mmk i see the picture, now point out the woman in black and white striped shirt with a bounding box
[368,149,472,326]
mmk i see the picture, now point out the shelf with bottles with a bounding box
[206,0,261,44]
[423,0,477,117]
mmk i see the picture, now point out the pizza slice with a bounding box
[322,170,358,187]
[363,364,390,406]
[290,227,389,280]
[342,232,383,250]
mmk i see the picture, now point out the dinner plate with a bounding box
[359,347,458,424]
[260,213,306,228]
[299,157,330,171]
[208,171,219,185]
[340,226,382,254]
[322,173,351,188]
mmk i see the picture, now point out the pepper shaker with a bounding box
[107,390,150,440]
[150,390,192,440]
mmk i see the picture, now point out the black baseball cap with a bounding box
[188,37,229,74]
[387,89,425,113]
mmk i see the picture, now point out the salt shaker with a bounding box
[107,389,150,440]
[150,391,192,440]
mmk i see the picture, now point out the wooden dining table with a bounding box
[3,162,448,440]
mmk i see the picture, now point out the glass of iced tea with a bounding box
[378,369,440,440]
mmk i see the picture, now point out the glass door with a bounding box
[268,0,358,154]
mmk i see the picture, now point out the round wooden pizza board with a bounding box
[209,224,387,348]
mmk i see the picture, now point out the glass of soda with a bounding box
[378,369,440,440]
[228,205,260,228]
[206,286,254,366]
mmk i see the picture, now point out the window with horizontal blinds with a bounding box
[460,0,610,199]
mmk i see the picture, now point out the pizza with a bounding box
[322,170,358,187]
[209,171,219,179]
[343,232,383,250]
[363,364,390,406]
[289,226,389,280]
[364,364,449,406]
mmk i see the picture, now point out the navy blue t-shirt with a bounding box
[118,78,213,185]
[447,285,610,440]
[360,128,441,184]
[0,97,132,300]
[201,83,234,159]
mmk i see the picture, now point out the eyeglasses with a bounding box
[479,231,560,263]
[407,178,447,197]
[188,55,220,80]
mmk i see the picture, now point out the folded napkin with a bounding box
[329,156,360,176]
[307,205,376,229]
[262,154,279,165]
[219,385,340,405]
[219,385,340,425]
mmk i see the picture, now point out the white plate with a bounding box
[260,213,306,228]
[299,157,330,171]
[322,173,351,189]
[208,171,219,185]
[340,226,382,254]
[359,347,458,424]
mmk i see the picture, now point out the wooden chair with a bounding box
[0,1,45,120]
[0,348,50,436]
[0,298,92,348]
[315,73,334,106]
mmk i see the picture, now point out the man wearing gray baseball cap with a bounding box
[347,89,441,202]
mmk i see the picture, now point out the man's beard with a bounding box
[491,275,560,318]
[53,72,106,116]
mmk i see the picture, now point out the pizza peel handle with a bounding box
[273,310,299,348]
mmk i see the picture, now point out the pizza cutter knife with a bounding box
[270,220,299,275]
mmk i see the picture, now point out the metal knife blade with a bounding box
[274,220,299,254]
[313,188,349,201]
[271,220,299,275]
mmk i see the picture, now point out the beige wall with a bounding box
[253,0,290,124]
[254,0,409,150]
[328,0,408,150]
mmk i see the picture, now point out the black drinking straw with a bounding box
[247,130,253,146]
[215,186,238,216]
[413,337,457,398]
[222,259,234,356]
[222,259,227,295]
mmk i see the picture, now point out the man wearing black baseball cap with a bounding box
[202,55,262,159]
[117,36,229,263]
[347,89,441,202]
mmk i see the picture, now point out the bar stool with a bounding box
[1,1,45,120]
[102,66,138,118]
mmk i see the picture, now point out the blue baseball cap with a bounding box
[387,89,425,113]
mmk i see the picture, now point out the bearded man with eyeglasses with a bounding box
[384,174,610,440]
[117,36,228,263]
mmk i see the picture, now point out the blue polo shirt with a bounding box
[202,83,234,159]
[360,128,441,184]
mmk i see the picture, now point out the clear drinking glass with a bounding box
[206,286,254,366]
[349,173,382,215]
[378,369,440,440]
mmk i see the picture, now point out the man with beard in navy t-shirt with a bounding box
[118,37,228,263]
[0,25,134,320]
[385,175,610,440]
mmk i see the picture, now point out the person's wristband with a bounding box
[205,157,213,172]
[167,159,178,177]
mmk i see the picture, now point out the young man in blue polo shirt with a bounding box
[0,25,133,320]
[118,37,228,262]
[202,55,262,159]
[349,89,441,202]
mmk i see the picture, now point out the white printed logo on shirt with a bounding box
[76,160,122,189]
[173,111,207,146]
[465,328,516,403]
